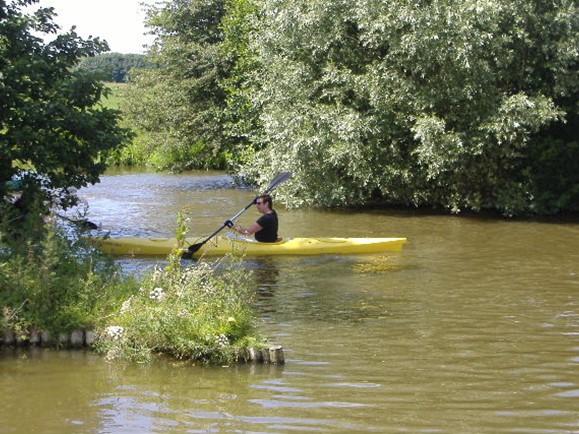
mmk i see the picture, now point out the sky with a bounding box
[32,0,157,54]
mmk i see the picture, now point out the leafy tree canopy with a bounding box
[238,0,579,215]
[0,0,131,216]
[121,0,578,215]
[119,0,232,170]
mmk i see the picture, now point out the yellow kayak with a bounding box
[95,236,407,257]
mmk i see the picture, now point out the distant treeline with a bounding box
[117,0,578,216]
[78,53,156,82]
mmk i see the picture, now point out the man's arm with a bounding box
[233,222,263,236]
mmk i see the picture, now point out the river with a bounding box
[1,169,579,433]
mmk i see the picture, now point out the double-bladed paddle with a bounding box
[182,172,293,259]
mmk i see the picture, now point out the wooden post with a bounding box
[245,346,284,364]
[247,347,257,362]
[85,330,96,347]
[261,348,271,364]
[29,330,41,346]
[58,333,70,347]
[40,331,52,347]
[70,330,84,347]
[269,345,285,364]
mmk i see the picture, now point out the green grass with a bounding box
[95,257,263,364]
[100,82,129,111]
[0,222,137,337]
[98,81,156,168]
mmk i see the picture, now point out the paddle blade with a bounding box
[182,242,203,259]
[266,171,292,193]
[181,251,194,260]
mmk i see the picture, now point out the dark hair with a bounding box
[257,194,273,209]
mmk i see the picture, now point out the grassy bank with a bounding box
[0,213,265,364]
[100,82,128,110]
[100,82,150,167]
[0,223,135,338]
[96,257,261,364]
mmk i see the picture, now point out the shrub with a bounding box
[0,220,136,338]
[95,213,264,364]
[95,258,262,364]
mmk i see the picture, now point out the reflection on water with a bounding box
[249,258,282,301]
[2,171,579,433]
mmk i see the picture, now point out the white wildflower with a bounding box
[105,326,125,341]
[152,267,163,283]
[149,287,166,301]
[200,280,216,296]
[120,297,133,314]
[216,334,229,348]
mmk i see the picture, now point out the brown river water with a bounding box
[1,169,579,433]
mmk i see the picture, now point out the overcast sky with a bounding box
[33,0,157,54]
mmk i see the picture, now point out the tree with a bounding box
[220,0,263,162]
[121,0,232,170]
[108,0,578,215]
[239,0,578,215]
[0,0,131,218]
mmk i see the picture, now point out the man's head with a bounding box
[255,194,273,212]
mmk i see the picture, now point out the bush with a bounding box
[233,0,579,215]
[1,208,265,363]
[94,213,264,364]
[0,220,136,338]
[95,258,261,364]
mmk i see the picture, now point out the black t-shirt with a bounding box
[255,210,278,242]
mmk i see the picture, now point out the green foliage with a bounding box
[0,221,136,336]
[220,0,264,162]
[99,82,129,110]
[1,207,264,364]
[95,258,261,363]
[77,53,156,83]
[111,0,578,215]
[118,0,233,170]
[0,0,132,214]
[235,0,579,215]
[166,210,188,273]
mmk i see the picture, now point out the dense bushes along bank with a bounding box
[101,83,203,171]
[119,0,578,216]
[0,214,268,364]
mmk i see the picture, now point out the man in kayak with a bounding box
[226,194,279,242]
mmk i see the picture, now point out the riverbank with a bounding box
[0,328,285,364]
[0,216,276,365]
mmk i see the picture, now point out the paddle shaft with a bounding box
[194,202,253,248]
